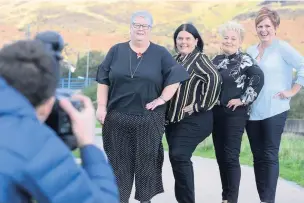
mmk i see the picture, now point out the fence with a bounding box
[58,78,95,90]
[284,119,304,136]
[57,78,304,136]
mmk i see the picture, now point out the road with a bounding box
[91,133,304,203]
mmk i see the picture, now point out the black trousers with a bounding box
[212,105,248,203]
[246,111,288,203]
[103,110,165,202]
[165,110,213,203]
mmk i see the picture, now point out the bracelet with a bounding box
[159,95,167,103]
[240,99,246,106]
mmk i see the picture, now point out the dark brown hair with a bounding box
[0,40,58,107]
[255,7,280,28]
[173,23,204,52]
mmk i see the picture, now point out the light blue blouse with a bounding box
[247,39,304,120]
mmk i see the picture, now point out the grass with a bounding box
[162,133,304,187]
[80,125,304,187]
[3,1,304,61]
[96,121,102,128]
[73,149,80,158]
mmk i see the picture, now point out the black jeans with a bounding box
[165,110,213,203]
[212,105,248,203]
[246,111,288,203]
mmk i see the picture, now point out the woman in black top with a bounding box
[211,21,264,203]
[95,11,189,203]
[165,23,222,203]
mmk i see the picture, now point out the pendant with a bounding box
[137,52,142,58]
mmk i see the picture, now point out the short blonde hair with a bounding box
[218,21,245,42]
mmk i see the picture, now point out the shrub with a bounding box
[82,83,97,106]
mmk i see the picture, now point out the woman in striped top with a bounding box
[165,23,222,203]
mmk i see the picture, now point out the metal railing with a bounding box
[58,78,95,90]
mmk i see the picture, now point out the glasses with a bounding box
[132,23,151,30]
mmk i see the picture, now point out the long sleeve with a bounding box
[280,40,304,86]
[21,128,119,203]
[193,54,222,112]
[240,54,264,105]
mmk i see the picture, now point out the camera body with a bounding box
[45,89,83,150]
[35,31,83,150]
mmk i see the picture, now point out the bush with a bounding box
[82,83,97,106]
[74,51,105,78]
[288,89,304,119]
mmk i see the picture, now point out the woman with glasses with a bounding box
[95,10,189,203]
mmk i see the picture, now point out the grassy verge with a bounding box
[96,121,102,128]
[73,149,80,158]
[162,133,304,187]
[82,124,304,187]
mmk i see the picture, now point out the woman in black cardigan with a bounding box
[211,21,264,203]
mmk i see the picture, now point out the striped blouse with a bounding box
[166,49,222,123]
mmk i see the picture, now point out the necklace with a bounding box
[129,47,143,78]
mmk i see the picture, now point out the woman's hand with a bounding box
[146,97,166,111]
[274,90,295,100]
[227,99,243,111]
[96,105,107,124]
[274,84,302,100]
[183,104,194,115]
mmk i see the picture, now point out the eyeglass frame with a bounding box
[131,22,152,30]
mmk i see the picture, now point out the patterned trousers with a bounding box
[103,110,165,202]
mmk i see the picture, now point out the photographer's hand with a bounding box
[59,94,95,147]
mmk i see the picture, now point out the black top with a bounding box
[96,41,189,115]
[212,51,264,115]
[166,48,222,123]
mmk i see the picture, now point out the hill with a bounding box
[0,0,303,63]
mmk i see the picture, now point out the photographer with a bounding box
[0,39,119,202]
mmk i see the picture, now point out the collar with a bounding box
[176,48,200,63]
[224,50,239,60]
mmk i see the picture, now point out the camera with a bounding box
[35,31,82,150]
[45,89,83,150]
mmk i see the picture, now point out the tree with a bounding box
[73,51,105,78]
[59,61,72,78]
[288,89,304,119]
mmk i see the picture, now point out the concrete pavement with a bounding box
[92,134,304,203]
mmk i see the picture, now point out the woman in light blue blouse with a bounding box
[246,7,304,203]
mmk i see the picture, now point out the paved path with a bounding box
[92,133,304,203]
